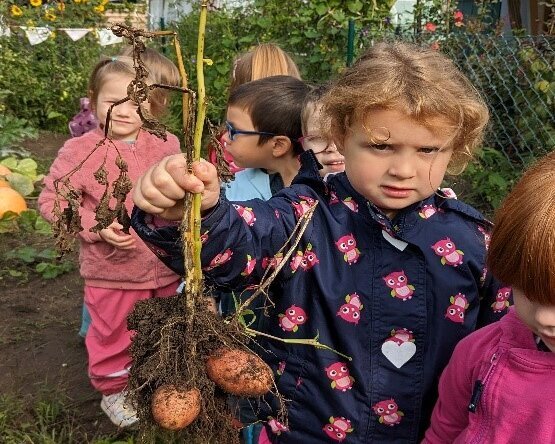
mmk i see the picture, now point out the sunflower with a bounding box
[57,2,65,11]
[10,5,23,16]
[45,11,57,21]
[73,0,82,3]
[30,0,43,7]
[93,4,104,13]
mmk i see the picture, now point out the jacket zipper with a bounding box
[468,352,498,413]
[468,351,503,444]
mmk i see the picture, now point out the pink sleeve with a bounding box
[422,339,475,443]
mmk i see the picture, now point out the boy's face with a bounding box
[339,108,453,219]
[513,288,555,352]
[95,73,146,141]
[223,106,274,169]
[303,105,345,177]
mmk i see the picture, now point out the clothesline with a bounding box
[0,25,124,46]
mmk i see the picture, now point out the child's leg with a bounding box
[85,281,179,394]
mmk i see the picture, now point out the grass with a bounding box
[0,389,138,443]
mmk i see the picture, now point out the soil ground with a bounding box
[0,132,132,441]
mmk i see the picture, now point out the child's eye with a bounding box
[419,147,440,154]
[368,144,391,151]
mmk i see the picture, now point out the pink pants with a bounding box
[84,281,179,395]
[258,427,271,444]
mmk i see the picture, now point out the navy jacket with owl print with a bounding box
[131,151,509,444]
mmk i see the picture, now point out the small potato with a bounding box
[206,348,273,397]
[151,385,201,430]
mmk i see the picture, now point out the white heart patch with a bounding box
[381,340,416,368]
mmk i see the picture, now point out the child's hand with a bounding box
[133,155,220,221]
[99,222,136,249]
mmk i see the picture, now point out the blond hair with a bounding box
[488,151,555,305]
[230,43,300,93]
[322,41,489,173]
[89,47,180,118]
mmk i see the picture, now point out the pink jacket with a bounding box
[39,129,181,289]
[423,308,555,443]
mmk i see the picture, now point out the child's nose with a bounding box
[388,154,416,178]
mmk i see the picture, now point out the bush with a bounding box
[172,0,395,124]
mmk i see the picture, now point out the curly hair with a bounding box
[322,41,489,174]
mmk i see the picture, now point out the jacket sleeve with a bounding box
[132,186,318,291]
[37,141,102,244]
[422,338,475,443]
[477,273,512,327]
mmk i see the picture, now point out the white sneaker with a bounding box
[100,391,139,428]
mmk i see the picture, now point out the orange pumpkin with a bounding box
[0,188,27,217]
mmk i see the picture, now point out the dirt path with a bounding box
[0,132,125,440]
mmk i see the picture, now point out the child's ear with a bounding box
[271,136,293,158]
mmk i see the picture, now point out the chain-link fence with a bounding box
[358,32,554,169]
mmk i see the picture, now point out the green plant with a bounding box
[172,0,395,125]
[3,245,73,279]
[456,147,525,216]
[1,156,43,196]
[0,208,51,234]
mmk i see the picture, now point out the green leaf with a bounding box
[1,158,18,170]
[14,158,37,175]
[315,4,328,15]
[347,0,363,13]
[34,216,52,235]
[46,111,64,120]
[6,172,34,196]
[7,246,39,263]
[8,269,24,277]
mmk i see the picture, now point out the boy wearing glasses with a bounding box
[299,85,345,179]
[223,75,310,202]
[217,74,310,444]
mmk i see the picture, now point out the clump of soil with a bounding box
[127,292,266,443]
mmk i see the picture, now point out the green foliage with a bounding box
[1,156,43,196]
[3,244,73,280]
[173,0,395,124]
[0,33,115,132]
[0,392,77,443]
[457,147,524,217]
[0,209,51,234]
[4,0,107,27]
[0,99,38,151]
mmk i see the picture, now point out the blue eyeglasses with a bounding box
[225,121,277,141]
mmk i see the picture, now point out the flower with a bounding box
[57,2,65,11]
[73,0,82,3]
[425,22,437,32]
[45,11,57,21]
[430,41,440,51]
[30,0,43,7]
[93,4,104,12]
[453,10,464,27]
[10,5,23,16]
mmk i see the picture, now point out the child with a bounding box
[38,51,182,428]
[220,74,309,444]
[77,46,184,339]
[223,75,309,200]
[131,41,508,442]
[299,84,345,179]
[423,151,555,443]
[208,43,301,175]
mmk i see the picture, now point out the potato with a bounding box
[151,385,201,430]
[206,348,273,397]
